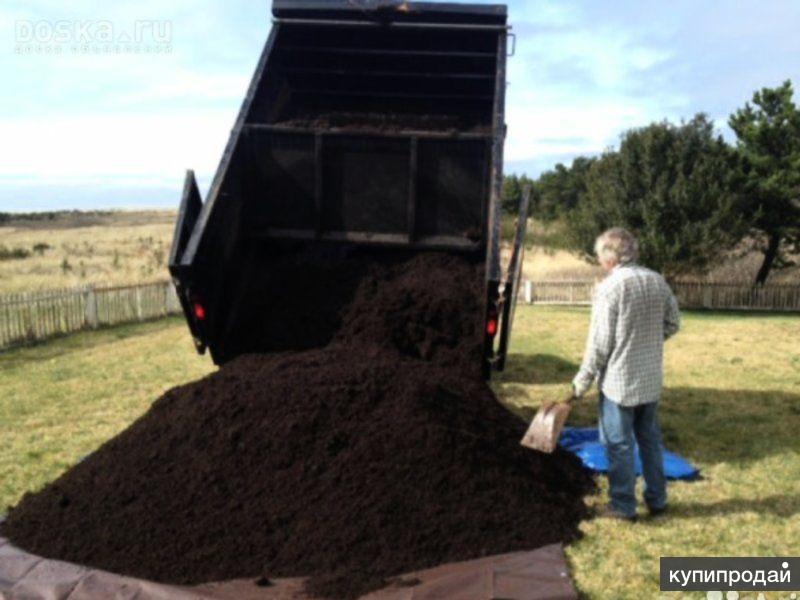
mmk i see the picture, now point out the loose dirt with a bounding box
[225,251,487,375]
[1,252,594,599]
[277,112,491,134]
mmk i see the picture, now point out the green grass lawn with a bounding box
[495,306,800,599]
[0,318,214,511]
[1,308,799,598]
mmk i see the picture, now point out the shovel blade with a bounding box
[520,401,572,453]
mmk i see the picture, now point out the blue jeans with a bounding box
[598,394,667,518]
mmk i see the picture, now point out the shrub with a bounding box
[0,245,32,261]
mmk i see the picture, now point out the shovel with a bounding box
[520,396,575,454]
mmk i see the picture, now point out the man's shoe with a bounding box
[596,504,637,522]
[647,505,668,518]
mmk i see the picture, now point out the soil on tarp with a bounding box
[1,252,594,600]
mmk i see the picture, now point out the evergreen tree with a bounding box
[565,115,746,278]
[536,157,595,221]
[501,174,522,214]
[729,80,800,284]
[501,174,536,215]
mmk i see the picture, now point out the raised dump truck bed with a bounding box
[170,0,524,377]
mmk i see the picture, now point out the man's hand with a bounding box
[572,380,590,399]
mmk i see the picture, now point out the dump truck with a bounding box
[168,0,528,379]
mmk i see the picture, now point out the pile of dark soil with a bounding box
[2,252,594,600]
[226,250,486,376]
[336,252,486,373]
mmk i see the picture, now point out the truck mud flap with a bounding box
[168,170,206,353]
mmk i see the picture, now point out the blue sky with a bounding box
[1,0,799,212]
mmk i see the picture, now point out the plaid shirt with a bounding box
[573,263,680,406]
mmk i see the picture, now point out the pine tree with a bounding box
[565,115,746,278]
[729,80,800,284]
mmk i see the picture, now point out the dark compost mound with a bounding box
[223,250,486,375]
[2,252,594,600]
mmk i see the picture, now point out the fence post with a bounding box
[524,280,533,304]
[84,287,99,329]
[165,281,180,314]
[702,286,712,309]
[24,292,35,341]
[135,286,144,321]
[161,281,168,316]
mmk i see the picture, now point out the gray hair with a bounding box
[594,227,639,265]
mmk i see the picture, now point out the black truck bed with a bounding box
[169,0,522,377]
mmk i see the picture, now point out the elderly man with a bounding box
[572,228,680,522]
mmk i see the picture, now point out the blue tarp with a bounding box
[559,427,700,481]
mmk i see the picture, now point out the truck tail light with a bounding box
[486,317,498,337]
[193,301,206,321]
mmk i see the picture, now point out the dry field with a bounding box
[0,211,175,294]
[1,211,798,296]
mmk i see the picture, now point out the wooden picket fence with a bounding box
[523,279,800,312]
[0,281,181,351]
[522,280,596,306]
[1,278,798,353]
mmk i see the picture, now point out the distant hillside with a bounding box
[0,210,176,230]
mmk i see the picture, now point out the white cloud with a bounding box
[2,0,798,204]
[0,2,252,191]
[116,71,251,105]
[504,3,685,168]
[0,110,233,185]
[505,93,649,162]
